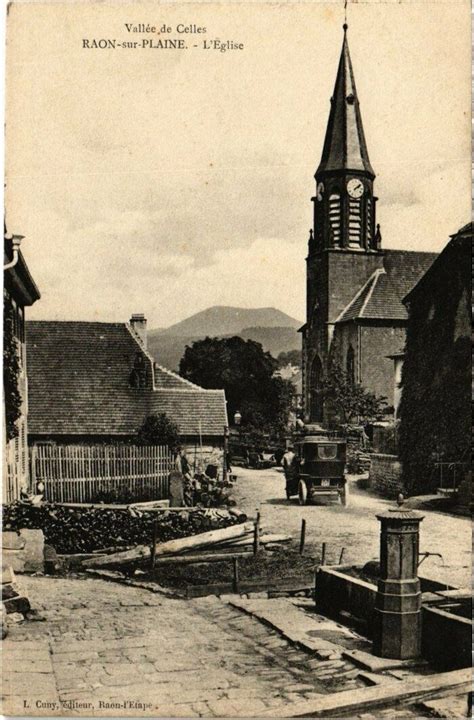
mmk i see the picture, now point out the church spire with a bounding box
[311,24,379,253]
[316,26,374,178]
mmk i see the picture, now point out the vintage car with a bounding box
[286,435,348,506]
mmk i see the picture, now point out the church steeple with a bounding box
[311,25,379,253]
[317,25,374,177]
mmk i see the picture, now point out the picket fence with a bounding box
[30,444,173,504]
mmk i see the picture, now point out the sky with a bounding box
[6,1,471,329]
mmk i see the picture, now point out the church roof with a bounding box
[316,27,374,177]
[336,250,438,323]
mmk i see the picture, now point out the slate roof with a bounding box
[149,389,228,437]
[26,321,227,438]
[153,364,201,390]
[403,223,473,304]
[4,234,41,307]
[316,28,374,177]
[336,250,438,323]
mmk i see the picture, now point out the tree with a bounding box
[137,413,180,449]
[321,362,387,424]
[3,301,22,441]
[179,336,295,435]
[277,349,302,368]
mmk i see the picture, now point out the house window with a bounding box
[328,194,342,247]
[347,345,355,385]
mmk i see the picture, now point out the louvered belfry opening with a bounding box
[311,26,379,254]
[328,193,342,248]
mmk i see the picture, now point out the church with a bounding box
[300,25,437,423]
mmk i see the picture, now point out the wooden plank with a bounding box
[215,533,292,548]
[152,551,253,566]
[82,522,253,568]
[185,578,314,599]
[258,668,471,718]
[49,501,197,511]
[152,522,254,558]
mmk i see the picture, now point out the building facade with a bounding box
[398,223,472,494]
[3,232,41,502]
[301,26,437,424]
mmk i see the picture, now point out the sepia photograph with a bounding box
[2,0,472,717]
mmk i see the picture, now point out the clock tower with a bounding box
[303,24,384,423]
[311,24,378,255]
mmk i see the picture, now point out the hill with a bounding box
[147,306,303,371]
[153,306,301,338]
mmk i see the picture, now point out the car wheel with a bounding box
[298,479,308,506]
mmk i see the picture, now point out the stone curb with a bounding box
[226,597,355,660]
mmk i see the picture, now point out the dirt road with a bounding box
[232,466,471,589]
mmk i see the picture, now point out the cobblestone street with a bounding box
[1,470,470,717]
[2,575,442,718]
[233,467,471,589]
[2,575,369,717]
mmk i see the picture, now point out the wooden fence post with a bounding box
[30,445,37,494]
[253,510,261,555]
[299,518,306,555]
[232,557,240,593]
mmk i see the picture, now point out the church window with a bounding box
[348,199,362,248]
[328,194,342,247]
[346,345,355,385]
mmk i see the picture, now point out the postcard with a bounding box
[2,1,471,717]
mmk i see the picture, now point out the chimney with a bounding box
[130,313,147,349]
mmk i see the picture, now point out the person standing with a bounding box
[170,447,193,507]
[282,445,298,500]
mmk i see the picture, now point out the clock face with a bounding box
[347,178,364,199]
[317,182,325,201]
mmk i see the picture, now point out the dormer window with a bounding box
[130,352,147,389]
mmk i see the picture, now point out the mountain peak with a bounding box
[153,306,303,338]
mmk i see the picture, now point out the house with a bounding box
[398,222,471,495]
[3,230,41,502]
[26,315,228,459]
[300,26,438,423]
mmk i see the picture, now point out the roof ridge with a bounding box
[334,269,381,324]
[153,387,225,395]
[359,268,386,318]
[26,319,126,325]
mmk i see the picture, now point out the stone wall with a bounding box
[369,453,404,498]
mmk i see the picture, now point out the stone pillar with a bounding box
[372,499,424,659]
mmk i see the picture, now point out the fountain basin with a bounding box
[315,565,471,669]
